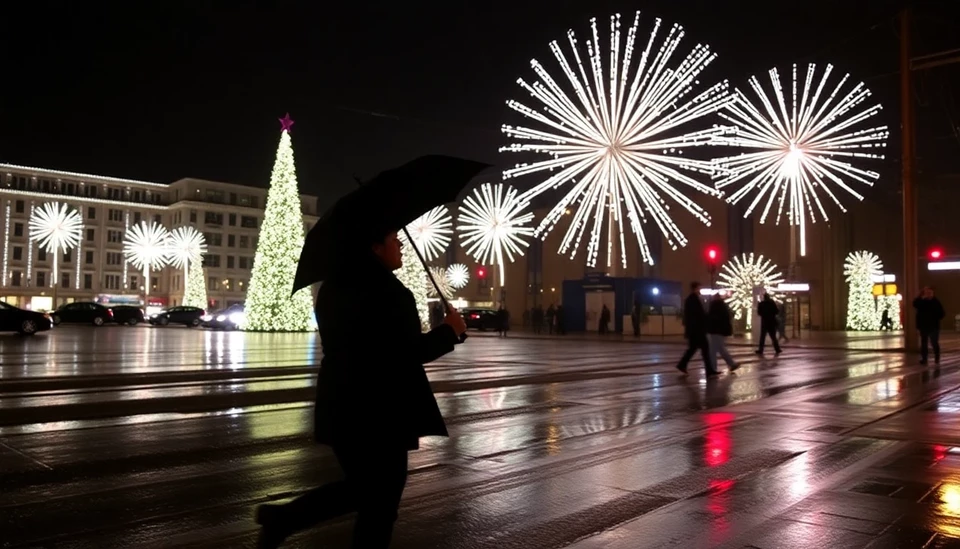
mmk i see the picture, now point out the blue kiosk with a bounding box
[561,274,683,333]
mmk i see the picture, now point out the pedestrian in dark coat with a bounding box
[914,286,945,364]
[706,294,739,372]
[756,294,782,356]
[255,229,467,549]
[677,282,718,375]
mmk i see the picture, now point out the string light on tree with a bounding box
[427,266,454,299]
[876,294,902,330]
[395,232,431,331]
[28,202,82,294]
[713,64,889,256]
[122,221,170,298]
[500,11,734,268]
[182,260,208,309]
[457,183,534,285]
[717,253,784,330]
[243,114,315,332]
[405,206,453,261]
[844,251,883,330]
[445,263,470,289]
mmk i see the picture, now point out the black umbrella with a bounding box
[293,155,490,304]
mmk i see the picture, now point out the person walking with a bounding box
[706,294,740,372]
[546,304,556,334]
[497,306,510,337]
[677,282,718,376]
[776,302,789,342]
[914,286,945,365]
[599,304,611,334]
[255,229,467,548]
[756,294,782,357]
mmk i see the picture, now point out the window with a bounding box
[240,216,258,229]
[107,230,123,243]
[86,186,98,198]
[238,194,252,207]
[14,223,23,237]
[84,274,93,290]
[61,273,69,289]
[206,189,225,203]
[230,193,237,205]
[202,254,221,267]
[190,210,197,223]
[239,256,249,269]
[12,271,21,286]
[85,251,94,264]
[229,213,237,226]
[133,212,141,224]
[13,247,22,261]
[227,256,235,269]
[208,277,220,291]
[151,277,158,290]
[130,275,138,290]
[106,252,123,265]
[207,233,222,246]
[204,212,223,225]
[108,209,123,222]
[104,274,121,290]
[87,206,96,219]
[239,235,249,248]
[15,200,24,213]
[86,228,95,242]
[154,214,161,224]
[37,272,45,288]
[38,248,47,261]
[174,274,180,291]
[63,250,72,263]
[228,234,235,247]
[133,190,141,202]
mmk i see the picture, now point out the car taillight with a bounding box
[107,309,114,316]
[471,314,479,319]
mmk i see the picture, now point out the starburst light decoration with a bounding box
[717,253,784,330]
[844,250,883,331]
[713,64,889,256]
[428,266,454,299]
[405,206,453,261]
[501,11,734,268]
[29,202,83,288]
[457,183,534,285]
[166,226,207,275]
[446,263,470,289]
[122,221,170,297]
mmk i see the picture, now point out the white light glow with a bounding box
[405,206,452,262]
[713,64,889,257]
[122,221,170,297]
[501,11,734,268]
[2,201,9,287]
[928,262,960,271]
[446,263,470,289]
[651,287,660,295]
[28,202,83,288]
[717,253,785,329]
[776,283,810,292]
[457,183,534,285]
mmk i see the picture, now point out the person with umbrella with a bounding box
[255,156,484,548]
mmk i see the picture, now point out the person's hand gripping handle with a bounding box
[443,305,468,343]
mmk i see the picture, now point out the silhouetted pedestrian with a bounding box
[756,294,782,357]
[706,294,739,372]
[914,286,945,365]
[677,282,717,376]
[599,304,611,334]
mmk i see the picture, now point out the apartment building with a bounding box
[0,163,319,312]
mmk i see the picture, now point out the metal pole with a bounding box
[901,7,918,351]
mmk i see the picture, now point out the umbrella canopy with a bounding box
[293,155,490,292]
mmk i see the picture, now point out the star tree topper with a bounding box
[279,113,295,132]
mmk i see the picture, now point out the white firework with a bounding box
[167,226,207,275]
[446,263,470,289]
[713,64,889,257]
[29,202,83,286]
[123,221,170,296]
[501,11,733,268]
[717,253,784,330]
[405,206,453,261]
[457,183,534,285]
[428,266,454,299]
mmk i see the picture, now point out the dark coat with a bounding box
[914,296,945,332]
[682,293,706,338]
[757,299,779,327]
[314,254,458,450]
[706,299,733,337]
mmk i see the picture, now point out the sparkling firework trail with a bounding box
[713,63,888,256]
[457,183,534,285]
[501,11,733,268]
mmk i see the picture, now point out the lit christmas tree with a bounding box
[243,114,315,332]
[844,251,882,331]
[395,233,430,331]
[182,260,208,309]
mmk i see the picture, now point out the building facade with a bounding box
[0,164,318,312]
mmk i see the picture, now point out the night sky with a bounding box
[3,1,958,211]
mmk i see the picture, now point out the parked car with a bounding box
[0,301,53,335]
[462,308,499,331]
[110,306,145,326]
[52,302,113,326]
[149,306,205,327]
[201,304,245,330]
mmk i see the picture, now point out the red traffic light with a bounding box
[930,248,943,260]
[477,267,487,279]
[706,247,719,262]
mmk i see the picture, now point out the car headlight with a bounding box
[216,315,227,322]
[201,314,213,322]
[228,312,245,324]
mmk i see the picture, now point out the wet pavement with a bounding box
[3,326,960,547]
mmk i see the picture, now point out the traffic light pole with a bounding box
[901,7,918,351]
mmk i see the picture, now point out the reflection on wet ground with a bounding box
[1,327,960,547]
